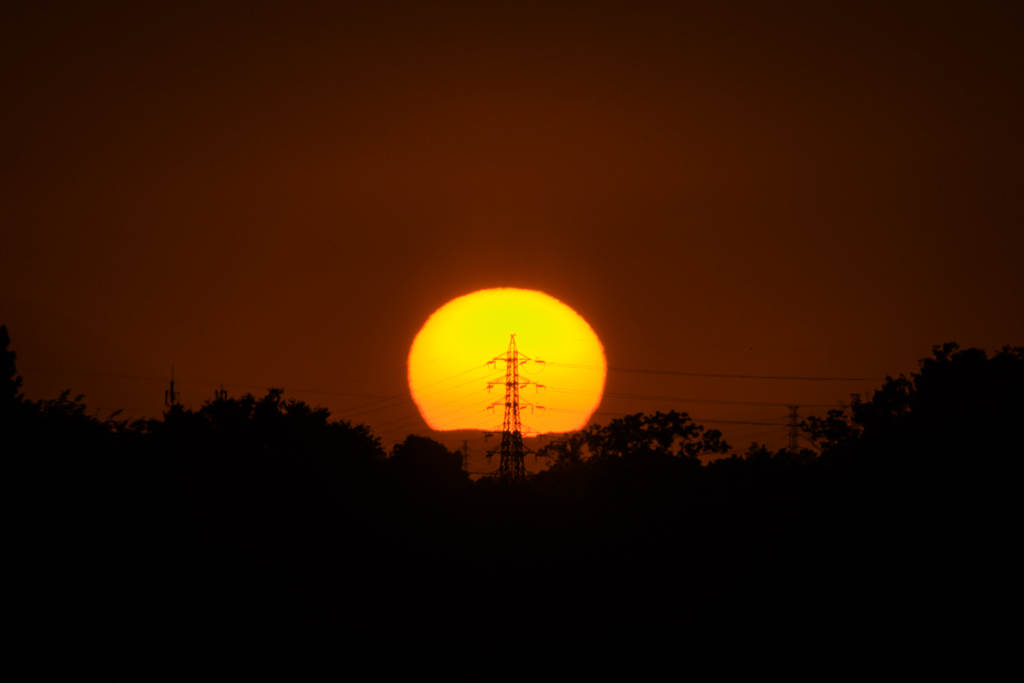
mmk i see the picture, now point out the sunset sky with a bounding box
[3,2,1022,471]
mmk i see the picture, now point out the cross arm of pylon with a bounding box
[487,377,543,392]
[488,352,533,364]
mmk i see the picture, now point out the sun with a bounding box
[408,288,606,434]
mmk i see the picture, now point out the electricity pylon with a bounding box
[165,367,180,407]
[486,334,541,481]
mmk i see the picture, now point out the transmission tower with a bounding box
[486,334,541,481]
[165,367,180,407]
[787,405,800,452]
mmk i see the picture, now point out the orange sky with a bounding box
[2,2,1022,472]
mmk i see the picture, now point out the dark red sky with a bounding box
[3,1,1022,463]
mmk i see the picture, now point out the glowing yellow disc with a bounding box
[408,288,606,433]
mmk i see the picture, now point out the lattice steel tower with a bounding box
[487,334,536,481]
[165,367,180,407]
[788,405,800,452]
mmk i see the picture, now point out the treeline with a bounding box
[5,324,1021,638]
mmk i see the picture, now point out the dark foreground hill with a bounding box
[4,325,1020,665]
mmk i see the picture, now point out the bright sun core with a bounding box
[408,288,606,434]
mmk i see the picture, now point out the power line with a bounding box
[429,407,494,432]
[21,365,393,399]
[338,366,500,418]
[370,352,519,435]
[335,363,497,416]
[374,389,494,434]
[374,366,526,436]
[346,373,503,422]
[546,362,881,381]
[544,386,839,408]
[22,356,852,445]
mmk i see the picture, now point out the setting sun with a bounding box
[408,289,606,434]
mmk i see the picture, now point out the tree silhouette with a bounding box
[539,410,730,466]
[0,324,23,408]
[801,342,1024,467]
[389,434,468,489]
[802,408,860,459]
[5,323,1022,631]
